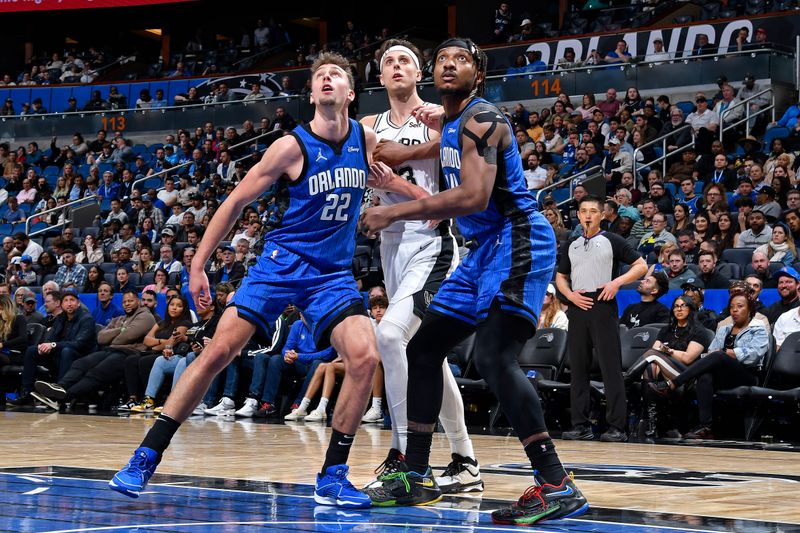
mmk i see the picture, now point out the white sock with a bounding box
[299,397,311,411]
[371,397,382,410]
[440,359,476,460]
[317,397,329,412]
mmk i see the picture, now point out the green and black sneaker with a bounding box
[491,474,589,526]
[364,466,442,507]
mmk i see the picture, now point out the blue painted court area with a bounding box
[0,467,788,532]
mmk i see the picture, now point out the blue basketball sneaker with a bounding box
[314,464,371,508]
[108,447,160,498]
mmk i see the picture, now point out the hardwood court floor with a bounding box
[2,410,799,530]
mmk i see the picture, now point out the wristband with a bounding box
[50,342,57,349]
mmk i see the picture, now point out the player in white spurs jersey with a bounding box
[359,39,482,494]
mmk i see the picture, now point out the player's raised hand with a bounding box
[359,206,394,238]
[411,104,444,131]
[189,269,212,312]
[368,161,395,190]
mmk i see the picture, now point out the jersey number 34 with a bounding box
[320,192,351,221]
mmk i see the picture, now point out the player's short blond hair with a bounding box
[310,52,355,89]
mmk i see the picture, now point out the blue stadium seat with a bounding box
[98,163,113,174]
[43,166,60,177]
[148,143,164,153]
[132,144,148,155]
[552,188,571,204]
[29,221,49,234]
[695,181,705,193]
[676,101,694,116]
[142,177,162,190]
[665,183,677,196]
[0,223,13,236]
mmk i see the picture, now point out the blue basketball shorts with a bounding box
[428,211,556,327]
[230,241,367,347]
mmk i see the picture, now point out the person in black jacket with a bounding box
[621,270,671,329]
[10,288,96,405]
[0,294,28,407]
[212,246,245,285]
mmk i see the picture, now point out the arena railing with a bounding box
[718,87,776,141]
[535,164,602,207]
[24,129,277,238]
[632,124,695,187]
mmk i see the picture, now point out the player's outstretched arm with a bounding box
[360,111,505,233]
[189,136,302,306]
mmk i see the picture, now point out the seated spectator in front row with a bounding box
[118,294,193,411]
[665,287,768,440]
[682,281,719,330]
[621,268,670,329]
[0,294,30,406]
[32,290,156,410]
[538,284,568,330]
[54,244,87,291]
[10,289,97,407]
[239,313,337,419]
[764,266,800,325]
[131,295,222,413]
[623,294,711,442]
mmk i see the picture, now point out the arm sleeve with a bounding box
[4,314,28,351]
[609,232,642,265]
[708,326,727,352]
[283,321,302,353]
[556,239,573,275]
[113,312,156,345]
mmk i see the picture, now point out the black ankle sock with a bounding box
[140,414,180,456]
[524,437,567,485]
[322,428,355,474]
[405,429,434,474]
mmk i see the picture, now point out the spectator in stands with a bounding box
[708,212,737,252]
[3,197,25,224]
[645,38,671,65]
[703,152,738,191]
[622,87,644,115]
[491,2,512,43]
[771,94,800,129]
[605,40,632,64]
[690,34,717,57]
[755,186,781,223]
[33,289,156,410]
[737,209,772,247]
[785,208,800,242]
[737,73,770,132]
[92,281,123,326]
[20,291,43,325]
[11,289,96,406]
[136,247,156,274]
[639,213,676,257]
[83,265,104,293]
[665,249,697,289]
[685,96,719,155]
[764,266,800,325]
[755,221,796,266]
[75,234,103,265]
[574,94,597,121]
[676,229,698,263]
[669,288,767,440]
[0,293,28,395]
[155,243,181,275]
[523,153,547,190]
[646,181,673,215]
[54,244,87,290]
[692,249,726,288]
[613,188,640,221]
[598,88,621,119]
[538,284,568,330]
[213,246,244,284]
[714,84,744,151]
[603,138,632,188]
[543,207,569,242]
[745,255,777,296]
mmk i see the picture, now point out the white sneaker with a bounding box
[434,453,484,494]
[204,397,235,416]
[192,402,208,416]
[361,405,383,423]
[234,397,259,418]
[284,406,308,420]
[304,407,327,422]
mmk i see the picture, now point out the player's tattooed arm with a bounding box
[461,110,510,166]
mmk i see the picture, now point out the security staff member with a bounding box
[556,195,648,442]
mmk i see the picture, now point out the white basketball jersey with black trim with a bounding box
[372,106,439,236]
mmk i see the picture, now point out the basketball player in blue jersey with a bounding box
[361,38,589,524]
[110,53,410,509]
[358,39,483,494]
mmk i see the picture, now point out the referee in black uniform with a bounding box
[556,195,648,442]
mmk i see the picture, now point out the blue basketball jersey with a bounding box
[439,97,539,243]
[265,119,369,272]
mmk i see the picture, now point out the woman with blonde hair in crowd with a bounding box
[538,284,568,330]
[543,206,570,241]
[0,294,28,406]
